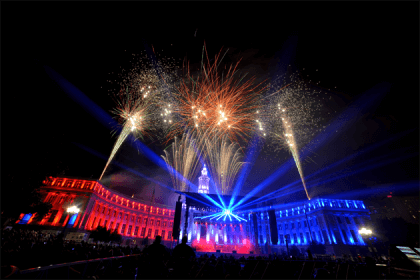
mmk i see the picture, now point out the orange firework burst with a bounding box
[168,45,267,144]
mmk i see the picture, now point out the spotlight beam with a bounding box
[232,82,391,209]
[228,135,261,209]
[241,151,416,207]
[73,142,179,192]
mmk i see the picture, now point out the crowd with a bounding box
[1,228,415,279]
[1,228,139,270]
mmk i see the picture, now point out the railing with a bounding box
[18,254,140,279]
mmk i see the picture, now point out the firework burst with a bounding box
[161,132,203,192]
[168,45,267,146]
[100,50,181,181]
[99,88,155,181]
[260,72,327,199]
[205,134,245,195]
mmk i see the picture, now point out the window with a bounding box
[333,230,341,244]
[98,219,102,227]
[121,224,126,234]
[337,216,342,224]
[291,223,295,229]
[163,221,167,227]
[150,219,154,226]
[131,216,134,222]
[125,214,128,221]
[322,230,329,244]
[161,230,165,239]
[157,220,160,227]
[110,222,114,230]
[306,232,311,243]
[134,226,139,236]
[349,230,358,243]
[278,224,282,230]
[293,233,297,244]
[137,217,141,223]
[285,224,288,230]
[310,219,313,226]
[141,228,146,237]
[102,208,105,214]
[147,228,152,237]
[345,217,351,224]
[97,205,101,212]
[116,223,120,231]
[107,209,110,215]
[127,225,132,235]
[353,217,360,225]
[47,210,59,223]
[304,221,307,227]
[169,222,173,227]
[300,233,304,243]
[279,234,284,244]
[118,213,122,219]
[260,235,264,244]
[104,220,108,227]
[298,222,301,228]
[114,211,117,217]
[154,230,159,237]
[168,231,172,239]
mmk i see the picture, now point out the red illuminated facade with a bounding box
[17,176,176,245]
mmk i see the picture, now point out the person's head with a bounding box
[181,235,188,244]
[154,235,162,244]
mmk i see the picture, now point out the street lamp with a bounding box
[62,206,80,240]
[67,206,80,215]
[359,227,376,257]
[359,228,372,235]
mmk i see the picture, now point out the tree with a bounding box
[289,245,301,257]
[90,226,112,243]
[89,226,123,244]
[308,241,326,255]
[110,229,123,244]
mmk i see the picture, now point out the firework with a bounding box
[261,72,327,199]
[281,113,310,200]
[161,132,203,192]
[168,45,267,145]
[99,88,155,181]
[204,134,245,195]
[99,51,182,181]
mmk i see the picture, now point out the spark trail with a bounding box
[281,111,310,200]
[161,132,203,192]
[99,89,153,181]
[205,134,245,195]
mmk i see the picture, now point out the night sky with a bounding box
[3,2,419,207]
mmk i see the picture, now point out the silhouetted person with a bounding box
[144,235,168,260]
[173,235,195,260]
[143,235,169,278]
[172,236,195,278]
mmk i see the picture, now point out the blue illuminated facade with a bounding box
[180,190,372,255]
[249,198,371,255]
